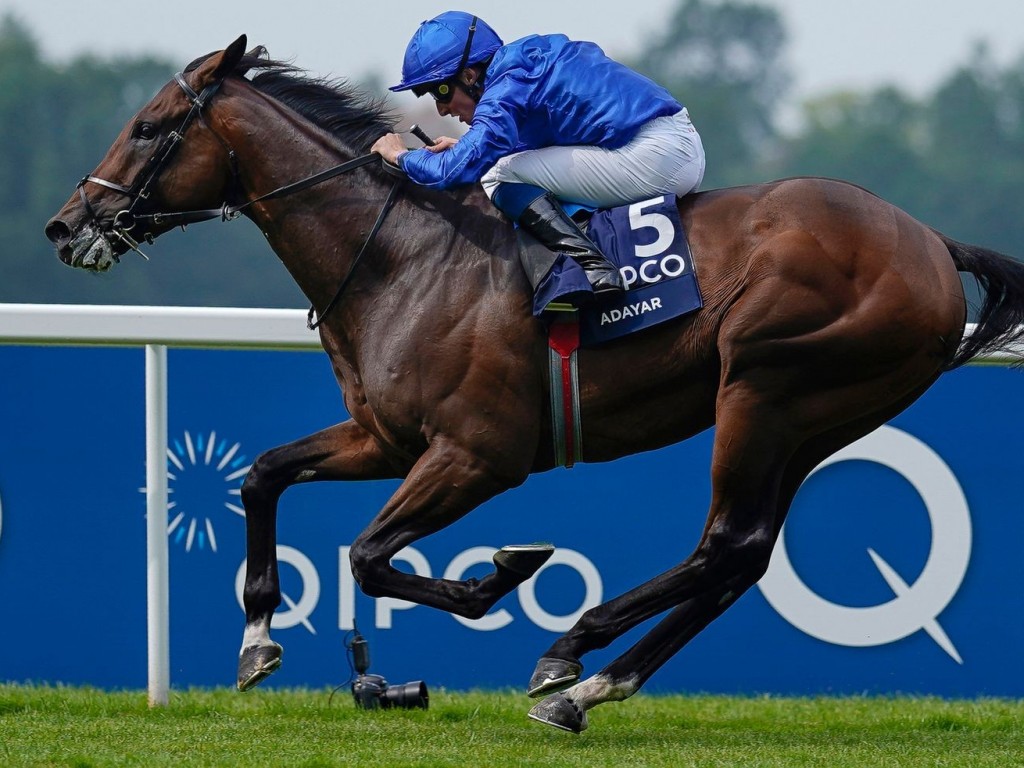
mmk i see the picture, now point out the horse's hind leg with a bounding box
[528,379,943,732]
[237,419,399,691]
[527,433,844,732]
[528,384,791,703]
[527,585,749,732]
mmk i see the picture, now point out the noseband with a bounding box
[78,73,225,257]
[77,70,404,329]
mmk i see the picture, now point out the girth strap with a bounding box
[547,310,583,468]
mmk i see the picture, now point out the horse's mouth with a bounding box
[58,225,121,272]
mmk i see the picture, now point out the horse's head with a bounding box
[44,35,249,271]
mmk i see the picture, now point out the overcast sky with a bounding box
[3,0,1024,112]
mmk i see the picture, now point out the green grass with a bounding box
[0,685,1021,767]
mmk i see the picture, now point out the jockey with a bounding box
[372,11,706,298]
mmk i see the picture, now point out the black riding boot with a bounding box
[518,193,625,296]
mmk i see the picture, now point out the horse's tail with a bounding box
[939,232,1024,370]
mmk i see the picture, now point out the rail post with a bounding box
[145,344,169,707]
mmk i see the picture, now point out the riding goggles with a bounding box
[413,80,457,104]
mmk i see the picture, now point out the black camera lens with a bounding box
[351,674,429,710]
[382,680,429,710]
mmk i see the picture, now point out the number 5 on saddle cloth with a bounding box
[519,194,702,347]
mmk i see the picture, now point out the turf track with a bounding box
[1,685,1021,766]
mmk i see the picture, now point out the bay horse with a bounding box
[45,37,1024,733]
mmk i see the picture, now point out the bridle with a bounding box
[77,69,404,330]
[77,73,226,257]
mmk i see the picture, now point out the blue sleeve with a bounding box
[398,78,526,189]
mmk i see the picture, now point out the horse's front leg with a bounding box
[348,437,552,618]
[237,419,400,691]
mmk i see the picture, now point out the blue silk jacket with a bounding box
[398,34,682,189]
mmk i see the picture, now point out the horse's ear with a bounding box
[193,34,248,88]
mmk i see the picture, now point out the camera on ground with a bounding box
[348,631,429,710]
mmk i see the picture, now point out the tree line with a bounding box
[3,2,1024,308]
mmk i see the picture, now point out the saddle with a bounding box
[518,195,702,347]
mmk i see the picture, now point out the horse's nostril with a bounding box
[44,218,72,246]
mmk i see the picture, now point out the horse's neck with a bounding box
[216,83,523,366]
[218,85,397,311]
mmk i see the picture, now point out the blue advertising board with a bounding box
[0,345,1022,696]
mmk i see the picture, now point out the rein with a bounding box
[129,151,384,230]
[307,173,402,330]
[78,70,405,331]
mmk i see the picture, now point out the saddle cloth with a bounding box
[519,195,703,346]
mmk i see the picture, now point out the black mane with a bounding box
[186,47,397,153]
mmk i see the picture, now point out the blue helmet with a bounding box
[389,11,503,93]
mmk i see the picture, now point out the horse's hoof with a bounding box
[493,543,555,578]
[237,643,283,691]
[527,693,588,734]
[527,657,582,697]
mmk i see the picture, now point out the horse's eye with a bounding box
[133,122,158,141]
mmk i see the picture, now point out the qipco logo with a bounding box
[759,425,971,663]
[236,545,603,636]
[340,546,603,634]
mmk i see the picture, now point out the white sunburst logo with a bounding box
[142,430,252,554]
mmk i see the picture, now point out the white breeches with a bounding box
[480,109,706,208]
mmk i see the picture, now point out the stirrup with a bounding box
[578,261,625,295]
